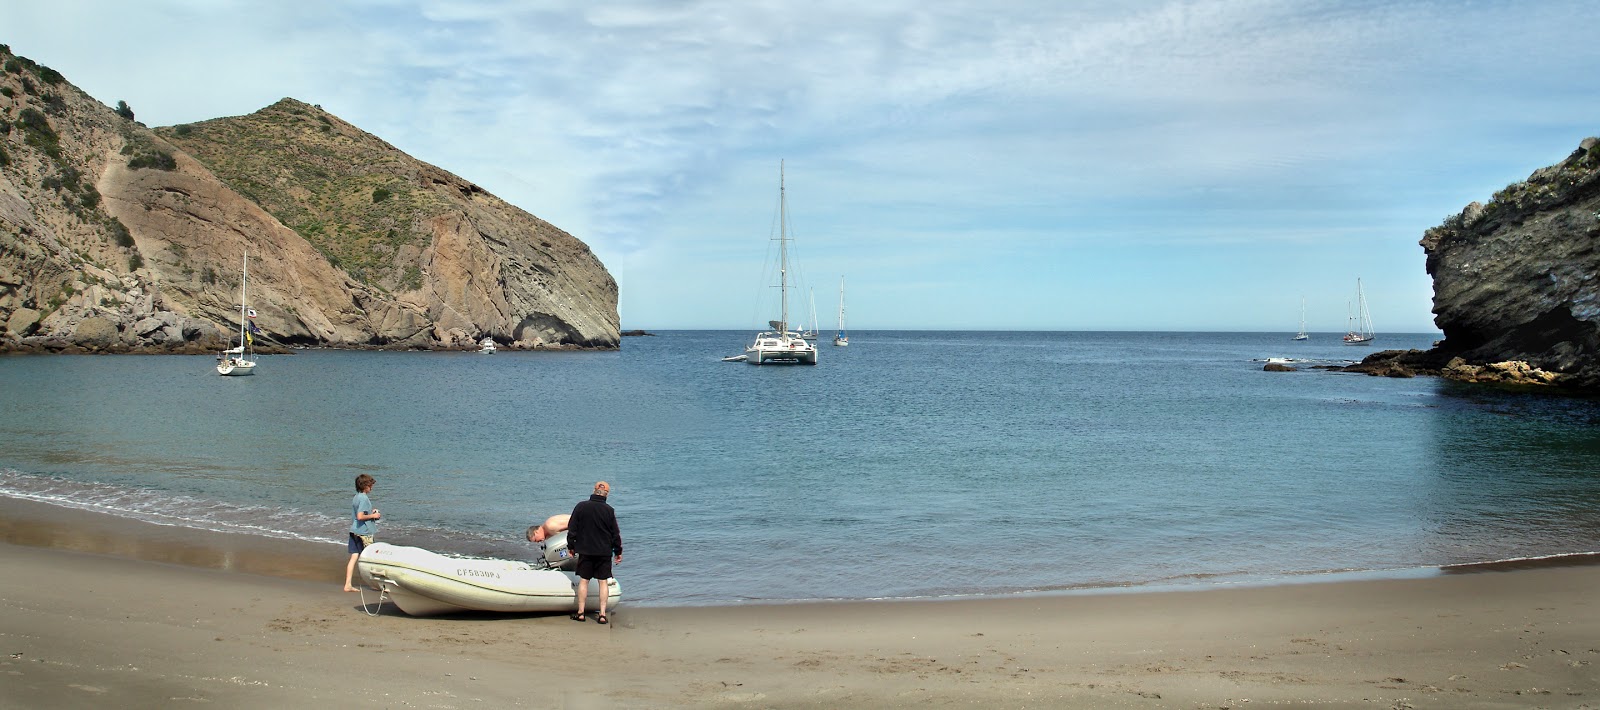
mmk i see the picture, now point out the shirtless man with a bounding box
[526,513,570,543]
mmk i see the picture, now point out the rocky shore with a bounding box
[1,46,618,355]
[1413,136,1600,391]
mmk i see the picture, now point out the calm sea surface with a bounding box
[3,331,1599,606]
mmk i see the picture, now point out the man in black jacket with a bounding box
[569,481,623,624]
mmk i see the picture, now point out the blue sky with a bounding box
[6,1,1596,332]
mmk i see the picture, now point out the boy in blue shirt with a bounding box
[343,474,381,592]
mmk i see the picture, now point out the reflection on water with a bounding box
[1422,381,1600,565]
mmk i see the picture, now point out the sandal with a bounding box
[597,614,609,625]
[570,612,586,622]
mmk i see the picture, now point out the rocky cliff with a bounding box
[0,45,618,353]
[1417,136,1600,389]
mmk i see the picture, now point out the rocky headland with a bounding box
[0,45,617,354]
[1338,136,1600,391]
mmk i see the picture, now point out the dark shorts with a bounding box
[575,554,613,580]
[348,532,369,554]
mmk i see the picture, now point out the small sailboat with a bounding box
[1343,278,1375,345]
[801,287,819,339]
[744,161,818,366]
[833,276,849,347]
[1292,296,1308,341]
[216,252,257,376]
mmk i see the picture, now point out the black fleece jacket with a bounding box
[568,494,622,557]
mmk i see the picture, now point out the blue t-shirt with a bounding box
[351,492,375,535]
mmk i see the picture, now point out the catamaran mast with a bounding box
[778,160,789,334]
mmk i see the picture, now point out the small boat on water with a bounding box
[478,337,497,354]
[216,252,257,376]
[357,534,619,617]
[1343,278,1375,345]
[743,161,817,366]
[1293,296,1308,341]
[833,276,849,347]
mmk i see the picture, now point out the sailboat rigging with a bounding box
[1293,296,1308,341]
[833,276,848,347]
[216,252,257,376]
[1343,278,1375,345]
[743,161,818,366]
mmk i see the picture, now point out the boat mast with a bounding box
[838,276,846,337]
[778,160,789,334]
[1357,278,1373,337]
[240,252,248,351]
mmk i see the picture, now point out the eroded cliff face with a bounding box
[1419,137,1600,389]
[0,46,618,353]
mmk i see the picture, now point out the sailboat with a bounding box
[744,161,818,366]
[833,276,849,347]
[216,252,257,376]
[1342,278,1375,345]
[1292,296,1308,341]
[800,287,818,339]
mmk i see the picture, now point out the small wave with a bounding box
[0,469,343,545]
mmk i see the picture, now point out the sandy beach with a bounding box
[1,497,1596,709]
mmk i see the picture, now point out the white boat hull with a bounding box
[216,359,256,376]
[747,345,818,365]
[357,542,619,617]
[745,331,818,365]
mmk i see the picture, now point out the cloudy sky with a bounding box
[6,1,1596,332]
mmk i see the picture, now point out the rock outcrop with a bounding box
[1417,136,1600,390]
[0,45,618,353]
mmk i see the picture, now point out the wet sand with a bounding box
[1,496,1597,708]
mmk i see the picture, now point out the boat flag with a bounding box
[247,308,257,319]
[245,330,253,344]
[247,321,262,335]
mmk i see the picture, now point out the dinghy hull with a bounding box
[357,542,620,617]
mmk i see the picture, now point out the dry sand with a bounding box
[1,496,1597,709]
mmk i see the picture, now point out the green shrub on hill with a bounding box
[17,107,62,159]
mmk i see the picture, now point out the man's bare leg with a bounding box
[574,577,589,619]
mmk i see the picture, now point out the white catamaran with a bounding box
[1343,278,1375,345]
[833,276,848,347]
[744,161,818,366]
[216,252,257,376]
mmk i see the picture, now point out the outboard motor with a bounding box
[539,531,578,571]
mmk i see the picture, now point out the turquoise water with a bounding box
[3,331,1599,606]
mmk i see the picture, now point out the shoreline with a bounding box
[2,495,1599,706]
[4,494,1600,607]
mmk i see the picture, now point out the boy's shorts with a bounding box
[348,532,373,553]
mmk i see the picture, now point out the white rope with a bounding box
[358,584,389,616]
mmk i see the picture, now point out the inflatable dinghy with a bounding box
[357,534,619,617]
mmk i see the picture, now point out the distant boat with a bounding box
[478,337,497,354]
[800,287,818,339]
[216,252,257,376]
[1293,296,1308,341]
[1343,278,1375,345]
[744,162,818,366]
[833,276,849,347]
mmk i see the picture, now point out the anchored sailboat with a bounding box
[744,161,818,366]
[833,276,848,347]
[1343,278,1375,345]
[216,252,257,376]
[1293,296,1308,341]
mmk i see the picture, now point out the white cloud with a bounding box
[4,0,1596,330]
